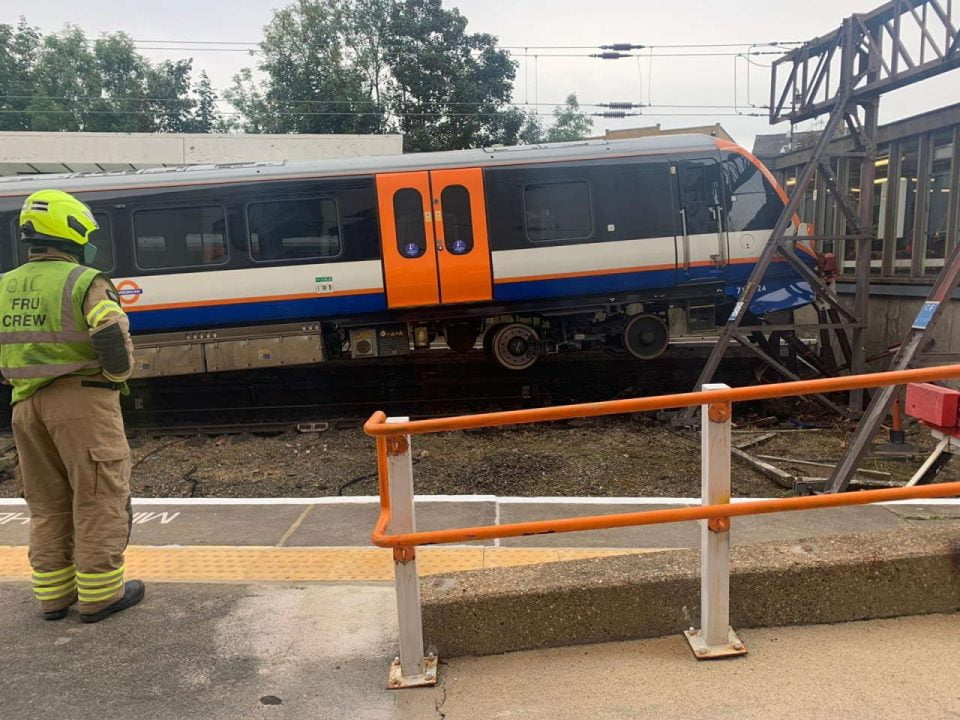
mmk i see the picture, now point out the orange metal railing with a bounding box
[366,364,960,550]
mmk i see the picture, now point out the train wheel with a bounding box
[445,322,480,354]
[623,314,669,360]
[487,322,540,371]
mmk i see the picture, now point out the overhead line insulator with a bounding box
[600,102,644,110]
[590,52,631,59]
[591,111,641,118]
[600,43,646,51]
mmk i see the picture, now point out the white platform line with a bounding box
[1,495,958,507]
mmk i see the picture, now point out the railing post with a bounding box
[684,384,747,660]
[385,417,438,689]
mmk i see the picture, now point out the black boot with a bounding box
[43,594,77,621]
[80,580,145,624]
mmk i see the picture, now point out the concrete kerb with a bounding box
[420,523,960,658]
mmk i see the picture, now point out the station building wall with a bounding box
[760,104,960,361]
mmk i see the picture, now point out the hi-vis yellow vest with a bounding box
[0,260,102,404]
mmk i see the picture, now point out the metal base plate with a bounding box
[684,627,747,660]
[387,654,439,689]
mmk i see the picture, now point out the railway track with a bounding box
[0,348,767,433]
[118,350,766,433]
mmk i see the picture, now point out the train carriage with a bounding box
[0,135,816,376]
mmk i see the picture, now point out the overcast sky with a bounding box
[4,0,959,148]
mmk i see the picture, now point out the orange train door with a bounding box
[376,168,493,309]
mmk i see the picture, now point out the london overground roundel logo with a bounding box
[116,280,143,306]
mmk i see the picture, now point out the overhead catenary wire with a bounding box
[0,109,768,118]
[64,44,788,59]
[0,94,766,110]
[56,35,799,60]
[4,33,797,128]
[130,39,804,49]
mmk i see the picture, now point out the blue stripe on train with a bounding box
[128,292,388,333]
[493,261,815,315]
[128,259,816,333]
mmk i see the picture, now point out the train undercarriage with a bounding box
[129,289,740,378]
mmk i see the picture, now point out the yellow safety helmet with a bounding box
[20,189,98,247]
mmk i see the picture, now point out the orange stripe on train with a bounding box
[495,256,795,285]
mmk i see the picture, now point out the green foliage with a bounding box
[229,0,523,150]
[0,18,41,131]
[0,5,544,148]
[225,0,383,134]
[145,59,196,132]
[0,18,208,133]
[187,71,219,133]
[518,111,544,145]
[384,0,520,151]
[27,25,101,132]
[544,93,594,143]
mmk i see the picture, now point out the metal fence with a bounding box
[365,363,960,688]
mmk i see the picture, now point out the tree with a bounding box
[88,32,149,132]
[0,20,212,133]
[145,59,196,132]
[518,110,544,145]
[186,70,219,133]
[0,18,41,131]
[385,0,520,151]
[227,0,523,150]
[544,93,593,143]
[26,25,102,132]
[225,0,383,134]
[340,0,393,133]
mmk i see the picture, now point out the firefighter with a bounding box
[0,189,144,623]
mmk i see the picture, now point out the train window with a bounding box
[676,160,722,237]
[524,181,593,242]
[440,185,474,255]
[678,162,721,206]
[394,188,427,259]
[247,197,341,262]
[722,153,784,232]
[596,164,674,241]
[134,205,227,270]
[13,211,114,273]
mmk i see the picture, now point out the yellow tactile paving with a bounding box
[0,545,665,583]
[484,549,562,567]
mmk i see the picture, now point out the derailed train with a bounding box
[0,135,814,376]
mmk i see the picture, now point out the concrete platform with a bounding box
[0,580,957,719]
[422,522,960,657]
[1,495,959,717]
[0,495,953,549]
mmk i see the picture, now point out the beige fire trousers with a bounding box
[12,375,132,615]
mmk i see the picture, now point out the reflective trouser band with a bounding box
[34,579,77,601]
[76,565,124,583]
[78,580,124,603]
[31,564,76,582]
[32,565,78,601]
[77,565,124,602]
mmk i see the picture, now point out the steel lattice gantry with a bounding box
[683,0,960,443]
